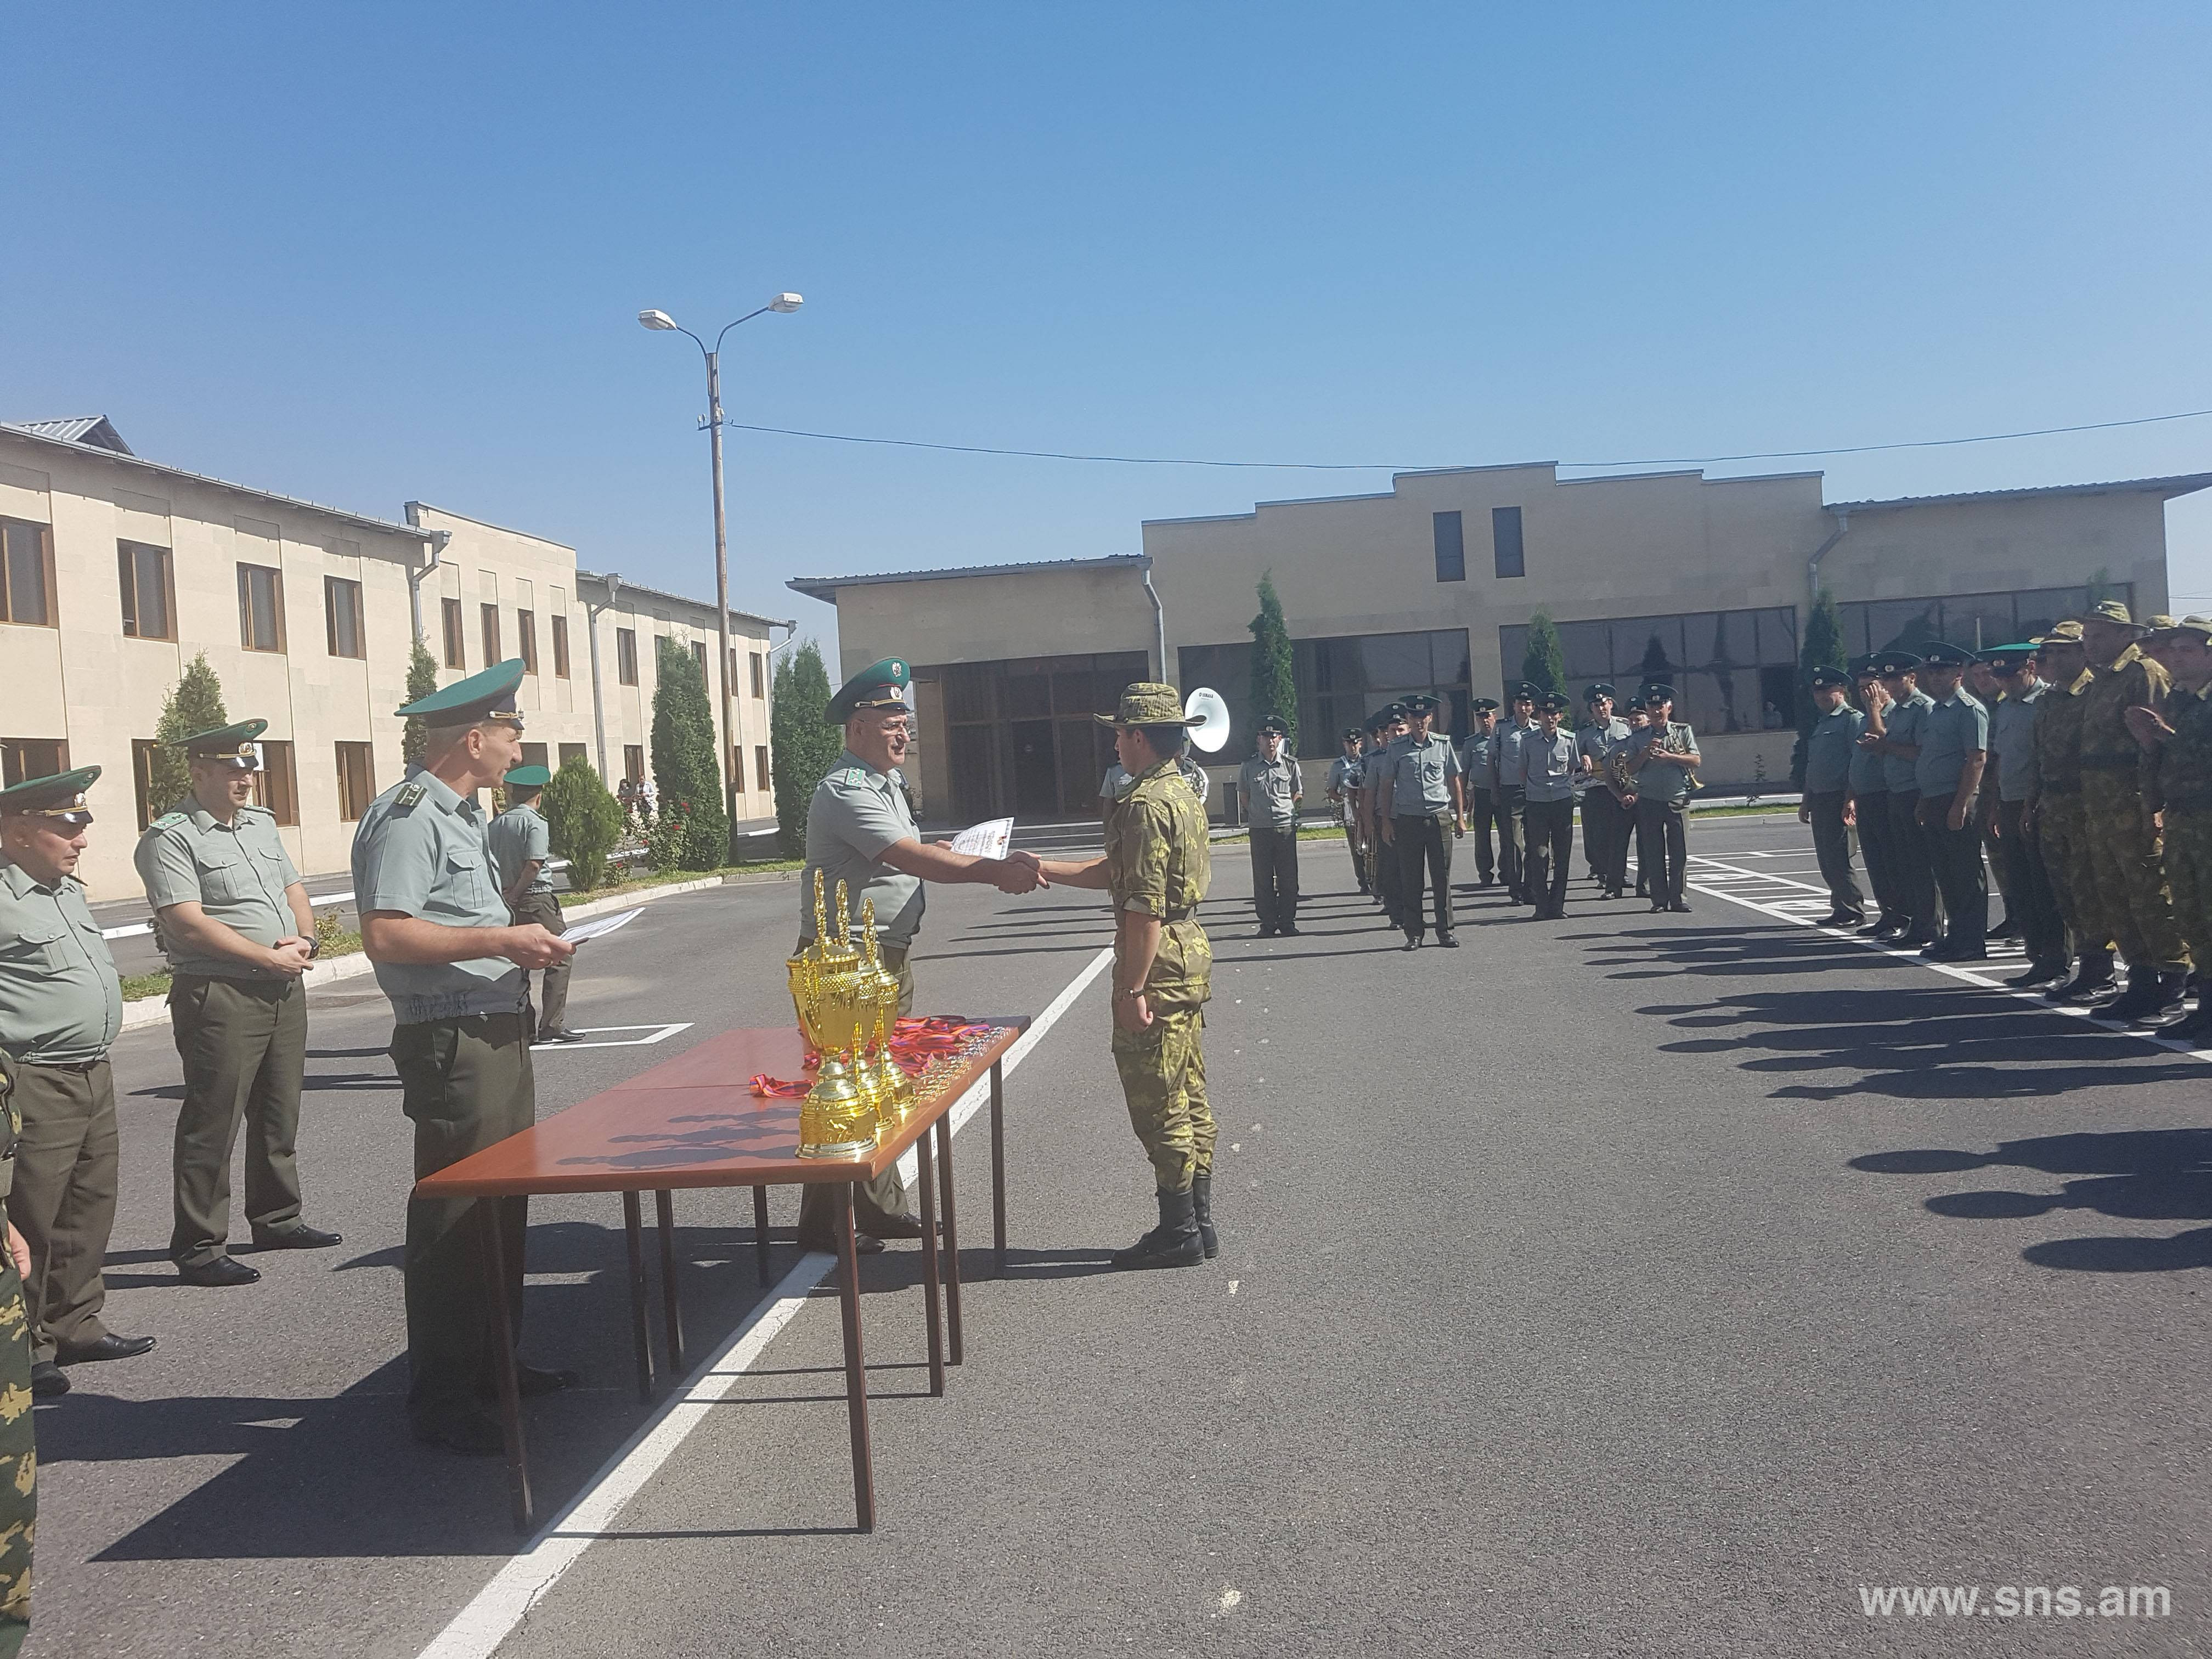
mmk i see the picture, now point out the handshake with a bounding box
[990,849,1048,895]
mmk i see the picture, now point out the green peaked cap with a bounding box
[169,718,268,758]
[503,764,552,788]
[826,657,911,724]
[397,659,527,723]
[0,766,101,822]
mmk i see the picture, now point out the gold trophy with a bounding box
[859,900,916,1131]
[787,872,879,1160]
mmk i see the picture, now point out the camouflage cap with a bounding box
[2033,620,2085,646]
[1096,682,1203,728]
[2081,599,2136,627]
[2143,614,2178,633]
[2171,615,2212,641]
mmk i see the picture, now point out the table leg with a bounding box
[622,1190,654,1402]
[654,1189,685,1375]
[935,1115,963,1365]
[480,1202,534,1533]
[836,1182,877,1533]
[753,1184,772,1286]
[915,1131,945,1398]
[990,1058,1007,1274]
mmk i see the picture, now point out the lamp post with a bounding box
[640,294,803,858]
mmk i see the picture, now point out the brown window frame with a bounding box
[551,614,571,679]
[0,737,68,787]
[517,608,538,675]
[557,741,587,770]
[441,596,466,669]
[481,602,501,665]
[335,741,376,822]
[729,745,746,794]
[131,738,165,831]
[324,575,366,658]
[690,639,708,680]
[118,540,177,640]
[253,739,300,826]
[0,518,58,628]
[623,744,645,784]
[750,650,766,699]
[754,744,770,793]
[237,562,287,653]
[616,628,639,686]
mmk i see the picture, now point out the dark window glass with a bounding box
[616,629,639,685]
[518,610,539,674]
[481,603,500,665]
[754,745,770,792]
[441,597,466,669]
[1432,511,1465,582]
[1682,612,1720,668]
[0,738,67,786]
[750,651,766,699]
[551,615,570,678]
[253,741,299,825]
[1492,506,1525,578]
[119,541,173,639]
[238,564,284,652]
[335,742,375,821]
[624,744,645,783]
[558,742,588,769]
[1556,620,1610,680]
[324,577,364,658]
[0,520,53,626]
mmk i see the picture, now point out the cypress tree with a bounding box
[1247,573,1298,751]
[1790,589,1848,787]
[650,636,730,869]
[540,755,623,890]
[401,634,440,766]
[1521,610,1566,699]
[771,641,840,858]
[147,654,229,819]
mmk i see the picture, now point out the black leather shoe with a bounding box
[1278,924,1301,936]
[177,1255,261,1287]
[252,1223,342,1250]
[798,1232,886,1255]
[1402,934,1422,950]
[413,1410,506,1457]
[1255,926,1277,938]
[1669,901,1693,913]
[859,1212,927,1240]
[1857,919,1891,936]
[1436,933,1460,947]
[2007,960,2069,988]
[58,1333,156,1364]
[540,1027,589,1044]
[29,1361,68,1398]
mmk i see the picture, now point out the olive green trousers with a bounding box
[167,974,306,1267]
[4,1062,117,1365]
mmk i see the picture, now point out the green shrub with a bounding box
[543,756,624,890]
[771,641,840,857]
[651,636,730,869]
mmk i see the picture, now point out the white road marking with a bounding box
[417,943,1117,1659]
[528,1023,692,1052]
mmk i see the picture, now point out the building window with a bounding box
[517,609,539,675]
[0,519,55,627]
[481,602,501,665]
[324,576,365,658]
[253,740,299,826]
[729,746,746,793]
[519,741,548,770]
[439,597,465,669]
[623,744,645,783]
[690,640,708,679]
[1432,511,1466,583]
[1492,506,1525,579]
[557,741,588,769]
[551,616,571,678]
[1498,606,1799,735]
[118,541,175,639]
[1,738,67,787]
[1832,583,2130,662]
[131,738,165,830]
[754,745,770,793]
[238,563,286,652]
[751,650,766,699]
[1178,630,1474,757]
[335,742,376,821]
[617,628,639,686]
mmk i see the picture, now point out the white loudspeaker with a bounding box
[1184,687,1232,754]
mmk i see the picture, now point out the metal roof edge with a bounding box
[404,500,577,553]
[575,567,790,629]
[786,554,1150,599]
[1828,473,2212,512]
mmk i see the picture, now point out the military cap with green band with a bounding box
[826,658,912,724]
[503,764,552,789]
[1094,682,1205,728]
[0,766,100,825]
[1584,681,1617,702]
[396,658,528,726]
[1808,665,1852,690]
[170,718,268,769]
[1638,681,1676,702]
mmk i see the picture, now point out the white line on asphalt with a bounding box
[528,1023,693,1052]
[416,942,1118,1659]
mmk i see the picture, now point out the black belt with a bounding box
[2079,753,2138,770]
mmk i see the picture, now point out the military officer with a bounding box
[487,764,581,1043]
[353,662,579,1455]
[2022,623,2114,1002]
[0,770,154,1398]
[136,719,340,1289]
[1519,692,1581,919]
[1362,706,1411,930]
[1620,699,1651,898]
[0,1053,33,1652]
[2126,617,2212,1040]
[1491,684,1539,904]
[1378,692,1465,948]
[1459,699,1502,887]
[1029,685,1215,1268]
[1576,683,1630,897]
[1627,683,1700,912]
[1238,715,1303,937]
[1846,656,1899,935]
[795,658,1042,1255]
[1326,728,1368,895]
[1798,666,1867,927]
[1857,652,1939,945]
[1903,643,1993,960]
[1983,642,2067,985]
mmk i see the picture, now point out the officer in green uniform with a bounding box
[0,770,154,1398]
[1459,699,1502,887]
[1031,685,1214,1268]
[136,719,340,1288]
[2128,617,2212,1040]
[1984,642,2067,985]
[1378,692,1465,947]
[1237,716,1303,936]
[487,765,582,1043]
[1325,728,1369,895]
[1519,692,1581,919]
[1627,683,1700,912]
[1857,653,1939,945]
[1905,643,1993,960]
[0,1053,33,1656]
[1798,666,1867,927]
[1576,684,1629,889]
[794,658,1042,1255]
[1492,684,1539,904]
[1363,706,1410,930]
[352,662,579,1456]
[1846,656,1899,935]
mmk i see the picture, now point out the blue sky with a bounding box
[6,2,2210,655]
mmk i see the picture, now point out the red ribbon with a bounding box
[751,1019,996,1097]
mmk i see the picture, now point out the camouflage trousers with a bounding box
[2165,808,2212,969]
[2034,794,2105,952]
[2081,791,2188,971]
[0,1253,35,1657]
[1111,1007,1216,1195]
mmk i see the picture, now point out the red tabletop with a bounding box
[414,1021,1026,1200]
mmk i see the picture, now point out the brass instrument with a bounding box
[786,872,880,1160]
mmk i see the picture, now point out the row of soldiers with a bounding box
[1796,600,2212,1040]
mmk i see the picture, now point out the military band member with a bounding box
[1846,657,1899,935]
[1984,643,2067,985]
[1576,683,1630,898]
[1363,706,1411,930]
[1627,683,1699,912]
[1378,693,1465,948]
[2023,623,2114,1002]
[0,769,154,1399]
[1621,699,1650,898]
[136,719,340,1289]
[1238,716,1303,937]
[1327,727,1369,895]
[1520,693,1581,919]
[1798,667,1866,927]
[1492,684,1539,904]
[487,764,581,1043]
[353,661,578,1455]
[2126,617,2212,1040]
[1459,699,1502,887]
[1858,653,1939,945]
[1903,643,1992,960]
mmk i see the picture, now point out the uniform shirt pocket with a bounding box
[0,920,67,971]
[429,849,493,917]
[200,851,254,904]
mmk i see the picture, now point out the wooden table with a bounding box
[412,1018,1029,1533]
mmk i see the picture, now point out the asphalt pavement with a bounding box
[32,812,2212,1656]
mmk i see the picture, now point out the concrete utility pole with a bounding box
[586,572,620,781]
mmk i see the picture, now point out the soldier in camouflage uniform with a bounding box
[1034,684,1216,1269]
[2126,616,2212,1041]
[0,1053,33,1658]
[2074,600,2191,1023]
[2022,624,2112,1002]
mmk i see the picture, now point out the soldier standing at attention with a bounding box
[1857,653,1939,946]
[1519,692,1581,919]
[1798,667,1867,928]
[1029,685,1215,1269]
[353,661,579,1455]
[1903,644,1993,961]
[0,1053,34,1651]
[1846,658,1898,935]
[1967,657,2016,938]
[1492,684,1539,905]
[1459,699,1502,888]
[1575,684,1629,898]
[1363,706,1410,931]
[1627,684,1700,913]
[2022,624,2112,1002]
[1238,716,1303,938]
[1378,693,1465,949]
[136,720,340,1289]
[1326,728,1368,896]
[2126,617,2212,1040]
[1983,644,2067,986]
[1620,699,1650,898]
[0,770,154,1399]
[487,765,582,1043]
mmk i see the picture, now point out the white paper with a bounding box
[561,907,642,945]
[948,817,1014,860]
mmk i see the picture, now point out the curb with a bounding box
[117,873,740,1037]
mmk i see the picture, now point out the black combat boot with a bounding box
[2128,969,2191,1028]
[2168,980,2212,1045]
[1191,1175,1218,1260]
[2046,952,2116,1003]
[1111,1189,1204,1270]
[2097,967,2162,1023]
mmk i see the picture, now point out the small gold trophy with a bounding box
[787,872,879,1160]
[859,900,916,1132]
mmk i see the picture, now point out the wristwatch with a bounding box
[304,936,321,960]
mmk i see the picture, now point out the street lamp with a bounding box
[638,294,804,858]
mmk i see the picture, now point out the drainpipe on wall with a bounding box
[586,572,621,780]
[1142,561,1167,682]
[1808,509,1850,606]
[400,503,449,644]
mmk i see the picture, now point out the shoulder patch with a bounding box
[840,767,869,786]
[396,783,427,810]
[150,812,188,832]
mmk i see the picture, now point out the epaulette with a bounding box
[395,783,427,810]
[239,804,275,820]
[150,812,188,832]
[837,767,869,786]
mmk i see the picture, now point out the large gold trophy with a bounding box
[787,872,880,1160]
[859,900,916,1133]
